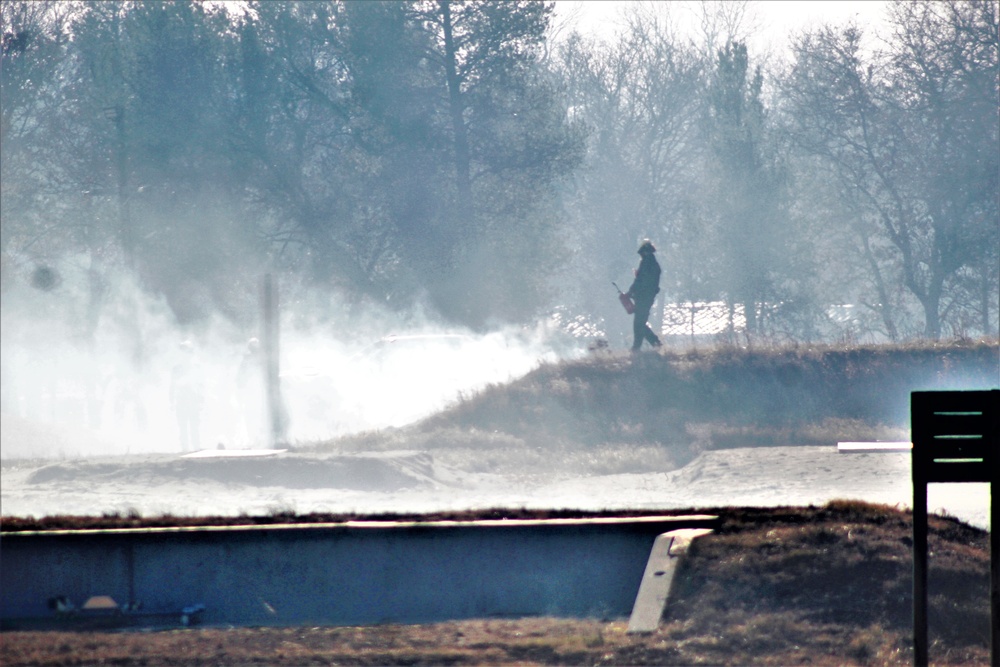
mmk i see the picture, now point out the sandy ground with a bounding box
[1,445,989,530]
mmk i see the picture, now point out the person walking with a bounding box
[627,239,663,352]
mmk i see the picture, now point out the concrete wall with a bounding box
[1,516,717,628]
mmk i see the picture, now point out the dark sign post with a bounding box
[911,389,998,667]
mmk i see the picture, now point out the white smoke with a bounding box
[0,261,584,460]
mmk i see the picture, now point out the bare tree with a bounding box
[692,0,761,58]
[783,0,998,339]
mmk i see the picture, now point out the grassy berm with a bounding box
[417,338,998,448]
[318,338,998,474]
[2,340,996,666]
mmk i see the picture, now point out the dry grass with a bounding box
[412,338,998,449]
[294,340,997,476]
[1,501,991,666]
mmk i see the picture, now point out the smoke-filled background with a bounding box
[2,1,998,461]
[1,262,578,458]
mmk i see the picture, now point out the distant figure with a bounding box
[236,337,266,447]
[170,340,204,452]
[627,239,663,352]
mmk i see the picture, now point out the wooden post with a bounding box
[261,274,284,448]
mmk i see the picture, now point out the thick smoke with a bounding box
[0,260,582,460]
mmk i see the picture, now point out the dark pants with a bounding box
[632,298,662,350]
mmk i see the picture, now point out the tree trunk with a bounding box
[979,257,993,336]
[860,230,899,341]
[922,278,943,340]
[440,0,473,228]
[743,299,756,336]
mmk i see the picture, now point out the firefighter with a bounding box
[627,239,663,352]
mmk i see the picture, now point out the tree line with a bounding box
[2,0,997,344]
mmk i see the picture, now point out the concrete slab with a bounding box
[181,449,287,459]
[838,442,911,453]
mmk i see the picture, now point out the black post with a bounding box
[912,454,929,667]
[993,484,999,667]
[104,104,133,270]
[911,389,997,667]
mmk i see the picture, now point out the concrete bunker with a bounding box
[1,514,718,629]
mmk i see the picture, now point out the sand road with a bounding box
[1,445,989,530]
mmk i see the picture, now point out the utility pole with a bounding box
[104,105,133,270]
[104,104,146,430]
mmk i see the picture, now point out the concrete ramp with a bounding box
[627,528,714,633]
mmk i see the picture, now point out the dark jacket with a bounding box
[628,253,661,302]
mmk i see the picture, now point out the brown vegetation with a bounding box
[1,501,991,666]
[317,339,998,470]
[419,339,997,444]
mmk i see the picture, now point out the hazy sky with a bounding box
[552,1,891,56]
